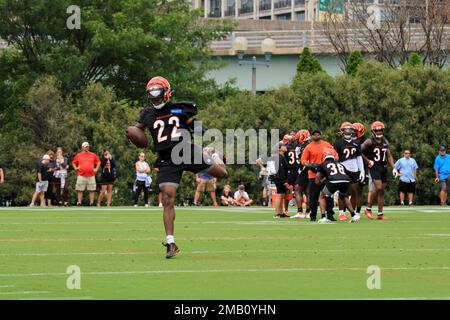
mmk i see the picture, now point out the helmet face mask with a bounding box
[371,121,385,140]
[342,128,354,141]
[373,129,384,139]
[146,76,171,109]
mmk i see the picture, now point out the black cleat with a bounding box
[162,242,180,259]
[327,215,337,222]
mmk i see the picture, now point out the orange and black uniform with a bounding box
[362,137,390,182]
[138,101,212,186]
[301,140,333,221]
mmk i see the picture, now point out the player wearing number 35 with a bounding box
[361,121,396,220]
[129,76,227,259]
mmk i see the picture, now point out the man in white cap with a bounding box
[30,154,51,207]
[72,142,101,206]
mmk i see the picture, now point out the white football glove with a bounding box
[393,169,399,178]
[359,171,365,182]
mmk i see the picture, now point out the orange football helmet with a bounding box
[146,76,172,109]
[322,148,338,162]
[371,121,385,139]
[295,130,311,144]
[352,122,366,139]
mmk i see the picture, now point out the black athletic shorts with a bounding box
[275,181,287,194]
[100,172,115,184]
[369,166,388,183]
[295,169,309,189]
[156,143,213,186]
[344,168,360,183]
[287,169,298,186]
[399,181,416,194]
[323,182,350,197]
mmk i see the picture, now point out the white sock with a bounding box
[339,210,345,215]
[166,235,174,244]
[378,212,383,216]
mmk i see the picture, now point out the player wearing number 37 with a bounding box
[361,121,396,220]
[126,76,227,259]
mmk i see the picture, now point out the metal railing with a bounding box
[210,26,450,54]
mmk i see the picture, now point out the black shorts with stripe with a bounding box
[295,169,309,189]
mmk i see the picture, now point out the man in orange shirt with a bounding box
[301,130,334,222]
[72,142,101,206]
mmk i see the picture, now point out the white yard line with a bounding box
[0,291,51,295]
[19,296,93,300]
[1,248,449,257]
[0,236,444,242]
[0,266,449,278]
[0,285,15,288]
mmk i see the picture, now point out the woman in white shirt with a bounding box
[134,153,151,207]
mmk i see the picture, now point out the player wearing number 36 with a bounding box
[128,76,227,259]
[361,121,396,220]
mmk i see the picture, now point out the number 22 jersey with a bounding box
[138,101,198,153]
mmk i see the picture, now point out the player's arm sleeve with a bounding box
[357,156,365,175]
[137,108,151,128]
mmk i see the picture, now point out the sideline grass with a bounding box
[0,206,449,300]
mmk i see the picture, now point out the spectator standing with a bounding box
[72,142,101,206]
[30,155,51,207]
[256,158,270,206]
[54,147,70,206]
[193,172,218,207]
[234,185,253,207]
[301,129,334,222]
[45,150,57,207]
[134,152,151,207]
[434,146,450,206]
[97,149,116,207]
[221,184,237,206]
[394,148,419,206]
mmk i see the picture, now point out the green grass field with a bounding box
[0,206,449,300]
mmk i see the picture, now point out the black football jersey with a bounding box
[333,139,361,162]
[284,142,301,169]
[317,159,350,183]
[363,138,390,167]
[138,101,197,152]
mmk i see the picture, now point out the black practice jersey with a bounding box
[363,137,390,167]
[284,142,301,170]
[333,139,361,162]
[138,101,197,152]
[310,159,350,183]
[353,137,365,147]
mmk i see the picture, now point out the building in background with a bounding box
[191,0,320,21]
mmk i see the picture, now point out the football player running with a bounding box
[314,149,358,223]
[129,76,227,258]
[361,121,396,220]
[291,130,311,219]
[333,122,365,222]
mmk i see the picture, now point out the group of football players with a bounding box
[265,121,396,224]
[130,75,398,258]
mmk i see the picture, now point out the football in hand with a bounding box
[126,126,148,148]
